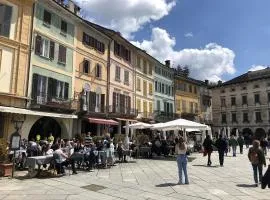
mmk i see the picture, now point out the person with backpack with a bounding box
[215,134,227,166]
[248,140,266,187]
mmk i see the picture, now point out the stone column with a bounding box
[125,121,129,136]
[162,130,166,140]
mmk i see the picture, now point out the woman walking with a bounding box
[248,140,266,187]
[175,137,189,185]
[203,135,214,166]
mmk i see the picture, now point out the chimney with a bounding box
[205,80,209,85]
[165,60,170,68]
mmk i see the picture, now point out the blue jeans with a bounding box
[252,164,263,184]
[177,154,189,184]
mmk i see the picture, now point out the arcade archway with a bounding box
[254,128,266,140]
[28,117,61,141]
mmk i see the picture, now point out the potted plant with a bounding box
[0,138,13,177]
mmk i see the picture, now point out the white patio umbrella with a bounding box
[151,123,165,130]
[158,118,208,131]
[126,122,152,129]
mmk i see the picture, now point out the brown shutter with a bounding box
[35,35,42,55]
[32,74,38,99]
[49,41,55,60]
[120,94,125,113]
[127,96,131,114]
[101,94,105,113]
[113,92,116,113]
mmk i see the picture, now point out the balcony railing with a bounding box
[153,110,179,122]
[108,106,137,116]
[32,93,74,110]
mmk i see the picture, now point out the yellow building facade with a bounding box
[175,73,201,121]
[135,51,154,121]
[0,0,34,138]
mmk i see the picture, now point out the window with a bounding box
[161,84,164,94]
[114,41,130,61]
[243,113,249,123]
[83,59,90,74]
[182,100,186,112]
[254,84,259,89]
[95,64,102,78]
[231,97,236,106]
[136,78,141,91]
[232,113,237,123]
[231,88,235,92]
[115,66,121,81]
[221,113,227,123]
[137,56,141,68]
[242,86,247,90]
[0,4,12,37]
[155,81,157,92]
[221,98,226,107]
[43,10,51,25]
[176,100,181,111]
[194,86,197,94]
[149,65,152,75]
[149,83,153,95]
[58,45,66,64]
[242,95,247,105]
[254,94,260,104]
[268,92,270,102]
[189,102,193,113]
[189,85,192,93]
[143,101,147,115]
[221,89,225,93]
[143,81,147,96]
[255,111,262,122]
[136,99,141,112]
[83,32,105,53]
[124,71,129,85]
[35,35,55,60]
[157,100,161,111]
[61,20,67,34]
[158,82,161,93]
[143,60,147,74]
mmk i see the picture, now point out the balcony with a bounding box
[108,105,137,118]
[31,93,75,112]
[153,110,178,122]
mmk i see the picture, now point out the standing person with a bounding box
[215,135,227,166]
[248,140,266,187]
[203,135,213,166]
[229,136,238,157]
[237,135,244,154]
[48,133,54,145]
[175,137,189,185]
[84,132,92,147]
[260,138,268,155]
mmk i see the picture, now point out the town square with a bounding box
[1,0,270,199]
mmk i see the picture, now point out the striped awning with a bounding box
[88,118,119,125]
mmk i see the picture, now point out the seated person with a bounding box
[84,142,97,171]
[54,144,77,175]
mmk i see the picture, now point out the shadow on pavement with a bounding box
[156,183,178,187]
[192,164,219,168]
[236,184,257,188]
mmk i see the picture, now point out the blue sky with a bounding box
[75,0,269,81]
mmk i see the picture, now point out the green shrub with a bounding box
[0,138,9,164]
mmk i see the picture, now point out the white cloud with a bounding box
[74,0,176,39]
[132,27,236,82]
[248,65,267,72]
[184,32,193,38]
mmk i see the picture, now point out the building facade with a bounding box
[0,0,34,139]
[198,80,212,126]
[23,0,79,140]
[174,68,200,121]
[75,21,112,136]
[153,60,175,122]
[135,51,154,122]
[212,68,270,139]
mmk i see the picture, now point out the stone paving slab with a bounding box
[0,148,270,199]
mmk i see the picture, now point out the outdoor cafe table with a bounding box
[25,155,53,178]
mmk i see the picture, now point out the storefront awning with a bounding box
[116,118,138,122]
[88,118,119,125]
[0,106,77,119]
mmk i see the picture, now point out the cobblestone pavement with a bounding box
[0,148,269,200]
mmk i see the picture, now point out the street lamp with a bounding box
[13,120,24,131]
